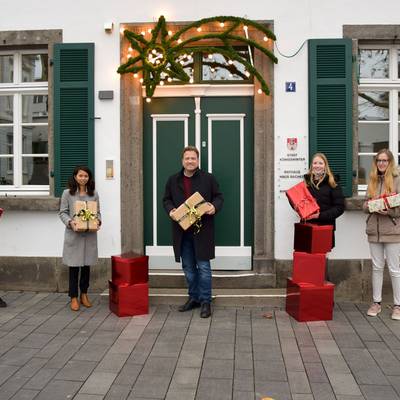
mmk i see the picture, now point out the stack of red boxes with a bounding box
[286,223,335,322]
[109,252,149,317]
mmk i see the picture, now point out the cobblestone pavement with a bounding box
[0,292,400,400]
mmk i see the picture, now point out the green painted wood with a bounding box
[309,39,353,197]
[201,97,253,247]
[212,120,241,245]
[53,43,94,197]
[143,97,196,246]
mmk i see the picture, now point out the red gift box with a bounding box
[294,223,333,254]
[292,251,326,286]
[286,278,334,322]
[286,182,320,220]
[111,252,149,286]
[109,281,149,317]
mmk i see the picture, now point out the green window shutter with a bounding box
[53,43,94,197]
[309,39,353,197]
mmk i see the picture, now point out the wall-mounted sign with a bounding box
[285,82,296,92]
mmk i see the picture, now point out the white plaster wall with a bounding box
[1,0,400,259]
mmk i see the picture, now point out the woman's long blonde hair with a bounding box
[367,149,398,197]
[307,153,337,189]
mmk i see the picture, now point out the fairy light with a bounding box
[263,36,269,42]
[189,77,194,83]
[146,98,151,103]
[228,60,233,65]
[177,39,182,44]
[257,88,262,94]
[127,54,132,59]
[245,71,250,77]
[152,49,157,55]
[197,27,202,32]
[133,73,138,78]
[147,28,152,34]
[141,31,145,36]
[168,30,172,35]
[208,54,213,59]
[220,22,225,27]
[167,77,172,82]
[160,80,165,86]
[120,28,125,34]
[128,47,133,52]
[139,78,144,83]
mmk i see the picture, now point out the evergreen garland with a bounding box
[118,15,278,98]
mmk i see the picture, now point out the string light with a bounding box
[177,39,182,44]
[139,78,144,83]
[220,22,225,27]
[189,77,194,83]
[133,73,138,78]
[245,71,250,77]
[160,80,165,86]
[228,60,233,65]
[208,54,213,59]
[127,54,132,59]
[146,98,151,103]
[263,36,268,42]
[197,27,202,32]
[168,30,172,35]
[167,77,172,82]
[120,28,125,34]
[257,88,262,94]
[147,28,152,34]
[128,47,133,52]
[141,31,145,36]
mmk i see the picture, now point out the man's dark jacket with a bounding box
[163,168,224,262]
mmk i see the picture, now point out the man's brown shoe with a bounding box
[70,297,80,311]
[80,293,92,308]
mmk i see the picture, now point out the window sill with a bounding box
[345,196,365,210]
[0,196,60,211]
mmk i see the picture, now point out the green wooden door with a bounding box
[144,96,253,270]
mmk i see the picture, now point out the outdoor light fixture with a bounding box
[104,22,114,33]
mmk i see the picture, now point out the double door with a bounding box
[143,96,253,270]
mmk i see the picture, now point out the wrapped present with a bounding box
[74,200,99,232]
[112,252,149,286]
[385,193,400,208]
[292,251,326,286]
[286,278,334,322]
[171,191,211,232]
[368,197,388,212]
[109,281,148,317]
[294,223,333,254]
[286,182,320,220]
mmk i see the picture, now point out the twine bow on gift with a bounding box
[184,202,203,234]
[77,208,97,222]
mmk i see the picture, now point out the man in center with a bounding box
[163,146,223,318]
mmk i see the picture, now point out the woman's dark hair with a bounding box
[68,166,95,196]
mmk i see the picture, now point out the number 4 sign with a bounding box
[285,82,296,92]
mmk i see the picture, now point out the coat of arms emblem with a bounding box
[287,137,298,151]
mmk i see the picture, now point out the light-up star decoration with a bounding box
[117,15,278,99]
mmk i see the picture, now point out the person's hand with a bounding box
[205,203,216,215]
[307,212,320,220]
[96,220,102,231]
[169,208,177,221]
[69,220,79,231]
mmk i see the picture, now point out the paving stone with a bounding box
[328,373,362,396]
[233,368,254,391]
[140,356,177,377]
[254,360,287,382]
[23,368,59,390]
[176,349,204,368]
[292,395,314,400]
[95,353,129,374]
[320,354,351,375]
[130,374,170,399]
[255,380,291,400]
[17,333,55,349]
[287,371,311,394]
[196,378,233,400]
[0,376,29,400]
[360,384,400,400]
[201,358,234,379]
[54,360,97,381]
[14,358,49,378]
[309,382,336,400]
[149,341,182,358]
[113,363,142,387]
[234,351,253,370]
[104,384,131,400]
[169,367,200,390]
[204,341,234,359]
[0,365,20,385]
[304,362,329,383]
[79,372,117,395]
[33,379,82,400]
[9,389,40,400]
[299,346,321,363]
[165,388,196,400]
[233,391,254,400]
[73,395,104,400]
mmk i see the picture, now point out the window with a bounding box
[0,50,49,194]
[159,47,253,84]
[358,45,400,192]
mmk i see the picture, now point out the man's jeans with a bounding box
[181,234,212,304]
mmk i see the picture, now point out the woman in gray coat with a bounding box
[59,166,101,311]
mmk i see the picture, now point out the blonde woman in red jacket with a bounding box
[363,149,400,320]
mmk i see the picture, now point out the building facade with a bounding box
[1,0,400,300]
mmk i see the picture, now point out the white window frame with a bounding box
[0,49,49,195]
[358,44,400,193]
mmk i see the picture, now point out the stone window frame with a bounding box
[343,25,400,210]
[119,20,275,272]
[0,29,62,211]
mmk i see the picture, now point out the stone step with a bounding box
[149,288,286,307]
[149,270,276,289]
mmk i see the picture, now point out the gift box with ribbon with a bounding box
[286,182,320,220]
[74,200,99,232]
[170,191,212,232]
[368,193,400,212]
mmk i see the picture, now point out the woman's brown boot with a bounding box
[70,297,80,311]
[80,293,92,308]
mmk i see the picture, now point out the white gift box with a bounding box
[386,193,400,208]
